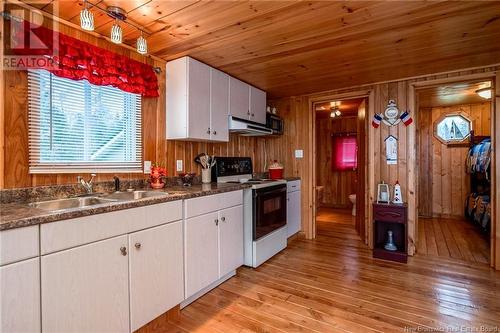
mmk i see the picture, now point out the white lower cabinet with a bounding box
[41,235,130,333]
[184,212,220,299]
[219,205,244,277]
[287,180,302,237]
[184,192,244,300]
[0,258,40,333]
[129,221,184,331]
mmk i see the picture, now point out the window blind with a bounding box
[28,70,142,173]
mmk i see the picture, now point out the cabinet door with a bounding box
[287,191,302,237]
[129,221,184,331]
[219,205,244,277]
[188,58,211,140]
[249,86,267,124]
[42,236,129,333]
[229,77,250,120]
[210,68,229,142]
[184,212,219,298]
[0,258,40,333]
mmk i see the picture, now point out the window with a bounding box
[332,135,357,171]
[28,70,142,173]
[434,113,472,145]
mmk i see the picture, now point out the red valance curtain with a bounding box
[11,20,159,97]
[332,135,358,171]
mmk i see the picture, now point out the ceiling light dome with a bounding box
[476,87,492,99]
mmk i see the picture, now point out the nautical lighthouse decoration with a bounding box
[393,181,403,204]
[372,100,413,128]
[384,135,398,165]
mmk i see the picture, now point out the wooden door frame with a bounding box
[309,89,375,245]
[409,72,499,269]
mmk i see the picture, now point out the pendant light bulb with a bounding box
[137,33,148,55]
[80,1,94,31]
[110,19,123,44]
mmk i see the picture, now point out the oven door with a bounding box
[253,184,287,240]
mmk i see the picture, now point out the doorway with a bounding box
[416,80,493,264]
[314,97,368,240]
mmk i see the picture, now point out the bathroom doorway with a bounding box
[314,97,368,240]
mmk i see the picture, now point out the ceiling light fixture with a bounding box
[79,3,151,55]
[136,33,148,55]
[476,87,492,99]
[79,0,94,31]
[110,19,123,44]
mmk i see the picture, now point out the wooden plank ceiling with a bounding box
[34,1,500,97]
[418,81,492,107]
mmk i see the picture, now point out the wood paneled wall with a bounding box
[271,66,499,261]
[418,103,491,218]
[315,116,357,208]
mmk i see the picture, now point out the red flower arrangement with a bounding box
[149,164,167,189]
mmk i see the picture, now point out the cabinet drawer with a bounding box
[287,180,301,193]
[0,226,39,266]
[130,200,183,232]
[185,190,243,219]
[373,206,406,223]
[41,208,143,254]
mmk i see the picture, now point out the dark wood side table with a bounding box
[373,203,408,263]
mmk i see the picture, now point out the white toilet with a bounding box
[348,194,356,216]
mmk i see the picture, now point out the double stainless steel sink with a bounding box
[29,190,169,212]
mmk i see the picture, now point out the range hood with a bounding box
[228,116,273,136]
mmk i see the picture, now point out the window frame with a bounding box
[433,111,472,146]
[27,69,143,174]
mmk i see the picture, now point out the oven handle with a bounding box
[253,186,287,197]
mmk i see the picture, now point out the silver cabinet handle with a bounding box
[212,130,217,135]
[214,219,219,226]
[221,216,226,222]
[247,110,250,115]
[135,242,141,250]
[206,128,211,134]
[251,113,255,117]
[120,247,127,256]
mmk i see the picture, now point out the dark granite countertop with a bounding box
[0,183,251,231]
[284,177,301,181]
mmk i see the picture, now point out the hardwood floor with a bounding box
[417,217,490,264]
[159,208,499,333]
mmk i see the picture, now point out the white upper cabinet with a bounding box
[167,57,211,141]
[187,58,211,140]
[249,86,267,124]
[167,56,268,141]
[229,77,267,125]
[229,77,250,120]
[210,68,229,142]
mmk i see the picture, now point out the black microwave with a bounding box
[266,113,284,135]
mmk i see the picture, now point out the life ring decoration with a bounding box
[371,100,413,128]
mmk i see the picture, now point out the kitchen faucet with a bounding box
[77,174,96,194]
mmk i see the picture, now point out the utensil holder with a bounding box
[201,168,211,184]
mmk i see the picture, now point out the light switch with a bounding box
[144,161,152,174]
[176,160,183,172]
[295,150,304,159]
